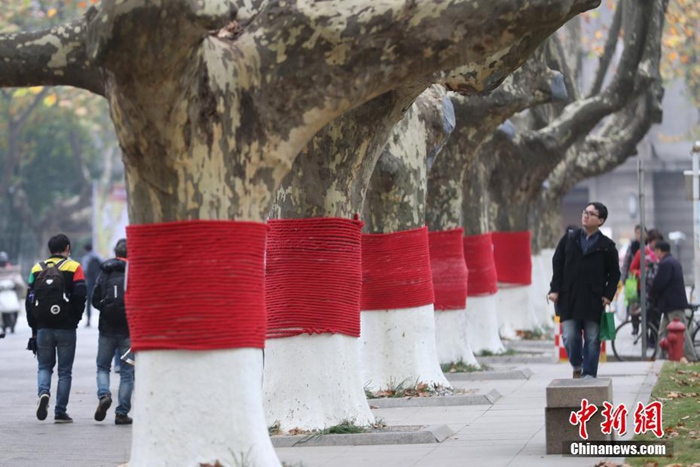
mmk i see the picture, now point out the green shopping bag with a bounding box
[624,276,639,302]
[599,310,616,341]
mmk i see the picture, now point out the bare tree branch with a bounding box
[534,0,653,153]
[588,0,623,97]
[548,86,663,199]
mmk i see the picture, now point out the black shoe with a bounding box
[36,394,49,421]
[54,413,73,424]
[94,395,112,422]
[115,414,132,425]
[573,369,583,379]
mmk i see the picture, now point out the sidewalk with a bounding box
[0,318,661,467]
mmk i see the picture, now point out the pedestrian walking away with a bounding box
[26,234,87,423]
[81,243,103,328]
[548,202,621,379]
[92,238,134,425]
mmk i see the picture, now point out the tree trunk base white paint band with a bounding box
[531,252,555,330]
[360,304,451,392]
[434,308,479,366]
[464,294,505,354]
[130,349,280,467]
[497,284,543,337]
[263,334,374,432]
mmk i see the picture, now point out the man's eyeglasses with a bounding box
[582,210,599,218]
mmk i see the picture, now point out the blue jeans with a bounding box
[96,334,134,415]
[562,319,601,377]
[37,328,77,415]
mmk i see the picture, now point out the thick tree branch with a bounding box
[241,0,599,138]
[0,12,105,96]
[427,51,567,232]
[588,0,623,97]
[549,34,580,101]
[548,83,663,199]
[86,0,238,73]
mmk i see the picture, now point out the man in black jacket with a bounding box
[92,239,134,425]
[548,202,620,378]
[650,240,697,361]
[26,234,87,423]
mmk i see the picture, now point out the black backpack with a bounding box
[97,269,127,326]
[32,259,69,323]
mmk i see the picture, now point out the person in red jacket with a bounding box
[628,229,663,339]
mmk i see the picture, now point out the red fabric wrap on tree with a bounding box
[491,230,532,285]
[125,220,268,351]
[361,226,435,310]
[428,228,468,310]
[265,218,363,339]
[463,233,498,296]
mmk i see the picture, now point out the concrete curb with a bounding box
[367,389,501,408]
[505,340,555,350]
[478,355,555,364]
[270,424,454,447]
[635,359,665,404]
[446,367,533,382]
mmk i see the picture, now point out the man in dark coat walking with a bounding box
[650,240,697,362]
[548,202,621,378]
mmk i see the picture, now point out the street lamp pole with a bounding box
[692,141,700,302]
[638,156,647,357]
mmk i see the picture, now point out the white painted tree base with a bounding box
[531,251,555,330]
[263,334,374,432]
[464,294,506,354]
[497,284,543,338]
[434,308,479,366]
[360,304,451,392]
[130,349,280,467]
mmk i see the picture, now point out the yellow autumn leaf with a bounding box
[665,35,683,47]
[29,86,44,94]
[43,94,57,107]
[47,8,57,18]
[594,30,603,40]
[668,51,679,61]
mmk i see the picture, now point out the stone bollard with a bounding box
[545,378,613,454]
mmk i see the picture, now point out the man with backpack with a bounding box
[92,238,134,425]
[26,234,87,423]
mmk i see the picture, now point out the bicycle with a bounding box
[611,315,659,362]
[686,304,699,357]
